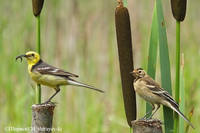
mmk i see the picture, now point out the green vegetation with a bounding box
[156,0,174,132]
[0,0,199,133]
[146,3,158,117]
[147,0,174,132]
[179,54,185,133]
[35,15,41,104]
[174,21,180,133]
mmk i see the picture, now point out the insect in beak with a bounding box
[16,54,27,62]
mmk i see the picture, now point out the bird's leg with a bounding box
[148,104,160,119]
[140,104,155,120]
[43,87,60,104]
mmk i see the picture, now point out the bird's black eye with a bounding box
[138,70,142,74]
[32,54,34,57]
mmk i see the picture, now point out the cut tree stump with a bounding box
[32,102,56,133]
[132,119,163,133]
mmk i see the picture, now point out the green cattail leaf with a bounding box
[146,5,158,115]
[147,7,158,80]
[32,0,44,17]
[170,0,187,21]
[156,0,174,132]
[115,3,136,127]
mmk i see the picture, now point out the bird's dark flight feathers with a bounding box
[143,76,179,109]
[32,60,79,78]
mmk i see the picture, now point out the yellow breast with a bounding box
[28,64,42,83]
[27,64,68,88]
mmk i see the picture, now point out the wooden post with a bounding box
[132,119,163,133]
[32,102,56,133]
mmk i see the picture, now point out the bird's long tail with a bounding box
[170,104,194,129]
[67,79,104,93]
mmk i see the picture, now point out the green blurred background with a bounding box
[0,0,199,132]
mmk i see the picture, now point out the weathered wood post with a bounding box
[132,119,163,133]
[32,103,56,133]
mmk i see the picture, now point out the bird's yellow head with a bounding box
[16,51,40,65]
[130,68,146,78]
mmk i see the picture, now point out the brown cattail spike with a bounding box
[115,3,137,127]
[32,0,44,17]
[171,0,187,21]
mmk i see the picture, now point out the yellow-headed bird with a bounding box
[16,51,104,103]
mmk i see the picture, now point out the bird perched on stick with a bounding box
[130,68,194,129]
[16,51,104,103]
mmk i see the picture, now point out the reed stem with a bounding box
[36,15,41,104]
[36,15,41,54]
[174,21,180,133]
[179,54,185,133]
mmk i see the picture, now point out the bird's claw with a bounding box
[146,117,152,120]
[42,100,51,104]
[139,115,153,121]
[139,116,147,120]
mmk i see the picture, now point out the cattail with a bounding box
[171,0,187,21]
[32,0,44,17]
[115,1,136,127]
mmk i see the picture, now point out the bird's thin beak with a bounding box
[16,54,27,62]
[130,70,137,75]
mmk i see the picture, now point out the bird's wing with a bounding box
[142,77,194,129]
[143,76,179,108]
[32,60,79,78]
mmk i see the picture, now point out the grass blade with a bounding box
[146,5,158,115]
[156,0,174,132]
[185,108,194,133]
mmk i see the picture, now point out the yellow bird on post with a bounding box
[16,51,104,103]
